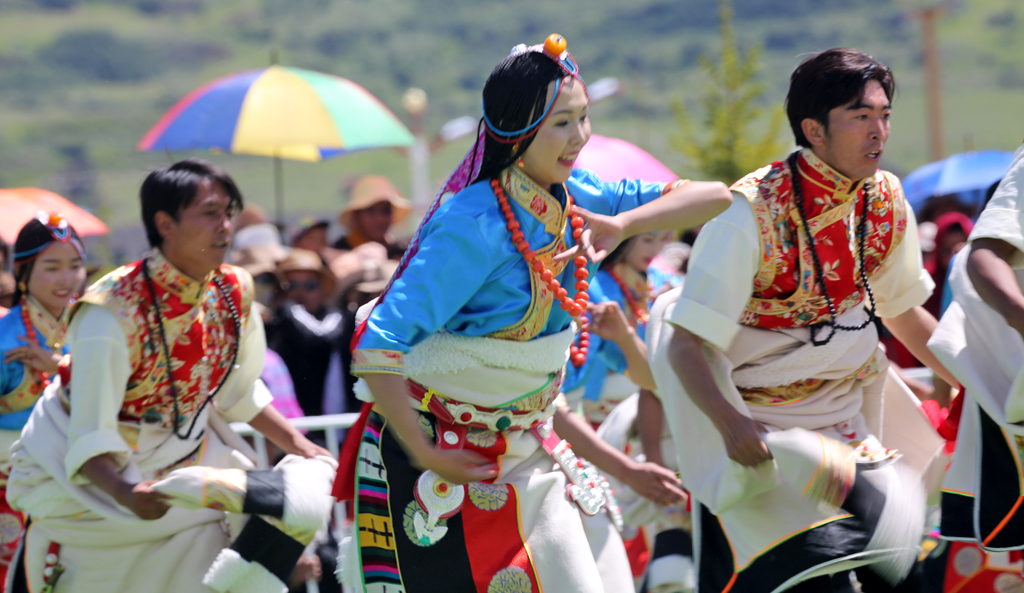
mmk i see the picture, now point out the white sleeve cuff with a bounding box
[876,270,935,319]
[66,429,131,485]
[216,378,272,423]
[668,296,742,352]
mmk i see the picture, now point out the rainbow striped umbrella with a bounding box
[138,66,415,222]
[138,66,414,161]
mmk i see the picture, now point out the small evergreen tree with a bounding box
[671,0,788,185]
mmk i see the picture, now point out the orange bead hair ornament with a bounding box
[544,34,567,58]
[490,179,592,367]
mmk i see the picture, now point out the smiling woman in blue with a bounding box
[332,35,731,593]
[0,213,86,579]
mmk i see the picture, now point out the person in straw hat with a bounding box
[333,175,411,260]
[266,248,354,421]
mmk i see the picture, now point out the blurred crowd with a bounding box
[0,171,998,446]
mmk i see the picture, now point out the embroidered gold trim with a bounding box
[489,169,572,341]
[0,370,40,414]
[501,168,565,235]
[352,348,406,375]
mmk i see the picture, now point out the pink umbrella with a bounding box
[576,134,679,183]
[0,188,108,244]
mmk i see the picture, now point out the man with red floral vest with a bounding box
[648,49,957,592]
[6,160,333,593]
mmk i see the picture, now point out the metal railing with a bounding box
[901,366,935,387]
[230,412,359,468]
[230,413,360,593]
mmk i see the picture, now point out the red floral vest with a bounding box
[731,151,908,330]
[72,253,253,428]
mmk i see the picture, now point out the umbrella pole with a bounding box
[274,154,284,227]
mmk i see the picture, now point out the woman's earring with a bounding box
[517,158,525,168]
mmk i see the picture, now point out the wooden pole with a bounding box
[916,6,945,162]
[269,49,283,227]
[274,154,284,227]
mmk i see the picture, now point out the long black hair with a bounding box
[600,235,640,271]
[12,216,84,304]
[472,51,578,184]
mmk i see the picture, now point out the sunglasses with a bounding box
[286,279,321,292]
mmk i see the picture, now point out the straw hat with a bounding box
[275,248,336,296]
[354,259,399,296]
[230,243,288,278]
[288,217,330,246]
[339,175,412,230]
[233,222,284,251]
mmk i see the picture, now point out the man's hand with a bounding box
[81,454,171,520]
[288,554,322,589]
[622,460,688,507]
[4,338,61,375]
[115,480,171,520]
[413,448,498,485]
[716,413,772,467]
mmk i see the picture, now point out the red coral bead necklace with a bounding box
[606,268,649,326]
[490,179,591,367]
[20,300,52,393]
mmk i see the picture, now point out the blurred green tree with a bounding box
[32,0,79,9]
[671,0,787,185]
[40,30,166,83]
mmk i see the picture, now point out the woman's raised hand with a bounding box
[554,206,624,264]
[4,337,61,376]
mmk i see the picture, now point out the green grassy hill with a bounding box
[0,0,1021,236]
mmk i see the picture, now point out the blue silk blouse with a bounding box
[0,302,67,431]
[353,168,669,374]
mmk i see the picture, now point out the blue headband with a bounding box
[481,35,585,142]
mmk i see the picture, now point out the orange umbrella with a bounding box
[0,188,108,244]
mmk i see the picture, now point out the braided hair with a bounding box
[472,51,580,184]
[12,216,84,304]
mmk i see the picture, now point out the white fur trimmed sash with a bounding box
[405,325,575,377]
[355,326,576,410]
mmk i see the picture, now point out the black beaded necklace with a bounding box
[141,257,241,440]
[789,152,879,346]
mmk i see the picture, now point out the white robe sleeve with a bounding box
[666,194,760,352]
[969,143,1024,267]
[211,311,272,423]
[65,304,132,483]
[870,188,935,319]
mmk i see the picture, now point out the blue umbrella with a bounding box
[903,150,1015,213]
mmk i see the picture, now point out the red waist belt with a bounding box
[405,380,552,432]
